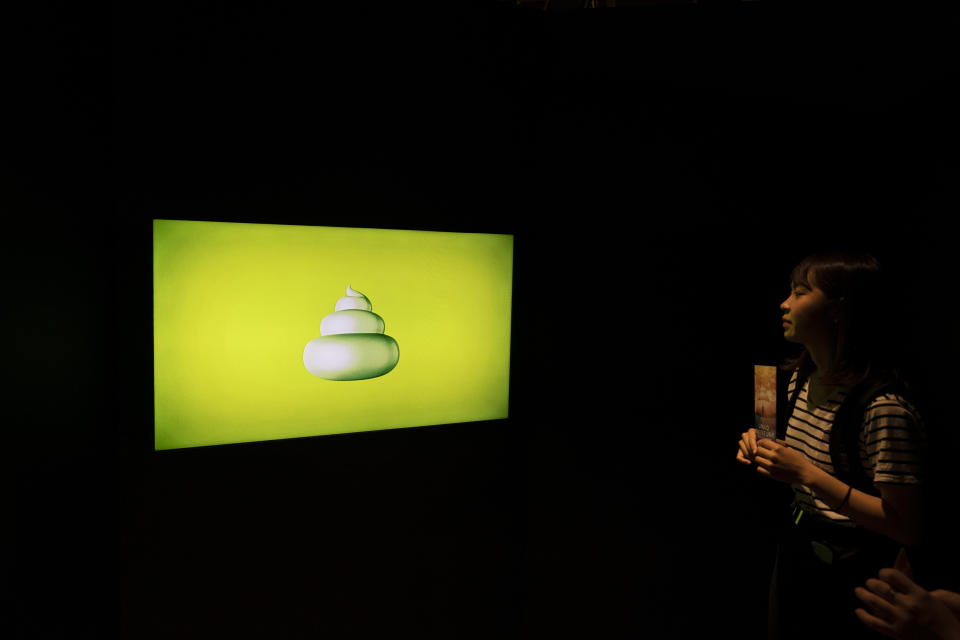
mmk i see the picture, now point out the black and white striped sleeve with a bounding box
[861,394,926,485]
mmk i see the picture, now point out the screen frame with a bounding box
[114,192,524,459]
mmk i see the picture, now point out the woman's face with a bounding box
[779,273,841,346]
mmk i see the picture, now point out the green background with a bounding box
[153,220,513,450]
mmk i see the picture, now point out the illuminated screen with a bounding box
[153,219,514,450]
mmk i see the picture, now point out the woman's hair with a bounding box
[780,249,909,389]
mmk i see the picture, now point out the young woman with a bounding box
[735,250,927,640]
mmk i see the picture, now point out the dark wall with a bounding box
[7,1,959,638]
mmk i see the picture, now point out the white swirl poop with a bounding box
[304,285,399,381]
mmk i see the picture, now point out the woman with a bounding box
[736,250,927,640]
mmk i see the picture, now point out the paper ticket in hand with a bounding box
[754,364,776,440]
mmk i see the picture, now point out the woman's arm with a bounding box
[755,439,923,546]
[803,467,923,546]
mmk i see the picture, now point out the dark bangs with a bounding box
[789,258,814,290]
[788,252,875,295]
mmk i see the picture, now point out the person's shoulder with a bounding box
[866,391,919,415]
[863,390,925,434]
[862,375,918,412]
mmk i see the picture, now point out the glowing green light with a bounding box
[153,220,513,450]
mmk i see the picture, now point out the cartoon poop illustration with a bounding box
[303,286,399,381]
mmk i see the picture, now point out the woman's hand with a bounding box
[735,428,758,465]
[754,438,816,485]
[854,549,960,640]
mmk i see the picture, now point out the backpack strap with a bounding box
[777,363,812,441]
[829,376,902,497]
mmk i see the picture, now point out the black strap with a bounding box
[830,377,901,496]
[777,362,812,441]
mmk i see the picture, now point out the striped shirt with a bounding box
[785,368,927,526]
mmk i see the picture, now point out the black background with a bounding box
[6,1,960,637]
